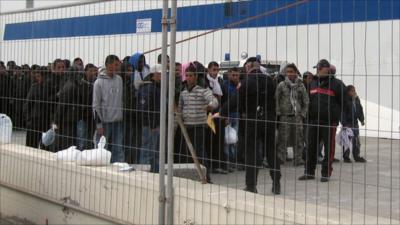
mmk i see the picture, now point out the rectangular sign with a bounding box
[136,18,152,33]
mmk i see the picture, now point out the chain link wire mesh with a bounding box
[0,0,399,224]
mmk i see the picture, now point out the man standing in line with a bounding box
[138,64,162,172]
[93,55,124,163]
[205,61,228,174]
[240,57,281,194]
[299,59,347,182]
[178,63,219,183]
[276,63,309,166]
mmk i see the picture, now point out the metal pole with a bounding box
[166,0,177,224]
[159,0,169,224]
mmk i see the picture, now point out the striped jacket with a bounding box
[178,85,219,125]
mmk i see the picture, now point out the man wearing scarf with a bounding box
[205,61,228,174]
[276,63,309,166]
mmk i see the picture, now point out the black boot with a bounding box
[244,186,258,194]
[354,156,366,163]
[298,174,315,180]
[272,181,281,195]
[343,157,352,163]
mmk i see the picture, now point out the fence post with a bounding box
[159,0,169,224]
[166,0,178,224]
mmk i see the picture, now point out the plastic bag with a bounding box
[77,136,111,166]
[55,146,81,161]
[41,124,57,147]
[225,125,238,144]
[0,114,12,144]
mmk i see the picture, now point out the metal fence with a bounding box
[0,0,399,224]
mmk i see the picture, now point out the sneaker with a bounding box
[320,176,330,182]
[272,181,281,195]
[298,174,315,181]
[354,157,367,163]
[227,166,235,173]
[244,186,258,194]
[343,157,352,163]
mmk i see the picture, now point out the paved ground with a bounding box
[7,131,400,223]
[210,137,400,223]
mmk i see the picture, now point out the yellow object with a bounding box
[207,113,216,134]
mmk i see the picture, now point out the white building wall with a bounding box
[0,1,399,138]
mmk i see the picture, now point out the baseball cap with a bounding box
[313,59,330,69]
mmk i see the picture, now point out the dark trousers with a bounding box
[306,122,338,177]
[51,120,77,152]
[208,117,227,170]
[186,125,211,178]
[240,120,281,188]
[124,115,139,164]
[343,128,361,159]
[26,118,48,148]
[174,126,185,163]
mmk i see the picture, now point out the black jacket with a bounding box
[78,78,95,122]
[123,77,136,121]
[12,75,31,101]
[221,80,239,118]
[308,75,347,124]
[239,71,276,120]
[55,79,80,124]
[137,81,161,129]
[24,82,52,130]
[342,96,364,128]
[0,74,11,113]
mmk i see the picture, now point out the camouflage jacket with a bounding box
[275,78,309,118]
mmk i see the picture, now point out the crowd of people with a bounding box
[0,54,366,195]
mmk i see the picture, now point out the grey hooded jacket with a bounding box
[93,68,123,128]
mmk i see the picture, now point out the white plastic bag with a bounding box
[41,124,57,147]
[55,146,81,161]
[77,136,111,166]
[0,114,12,144]
[225,125,238,144]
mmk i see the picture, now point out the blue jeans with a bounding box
[224,119,238,164]
[77,120,88,150]
[96,121,124,163]
[140,127,160,172]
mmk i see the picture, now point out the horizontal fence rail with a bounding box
[0,0,400,224]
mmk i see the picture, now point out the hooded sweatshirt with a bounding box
[129,53,150,91]
[93,68,123,128]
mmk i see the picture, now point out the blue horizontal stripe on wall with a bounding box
[4,0,400,40]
